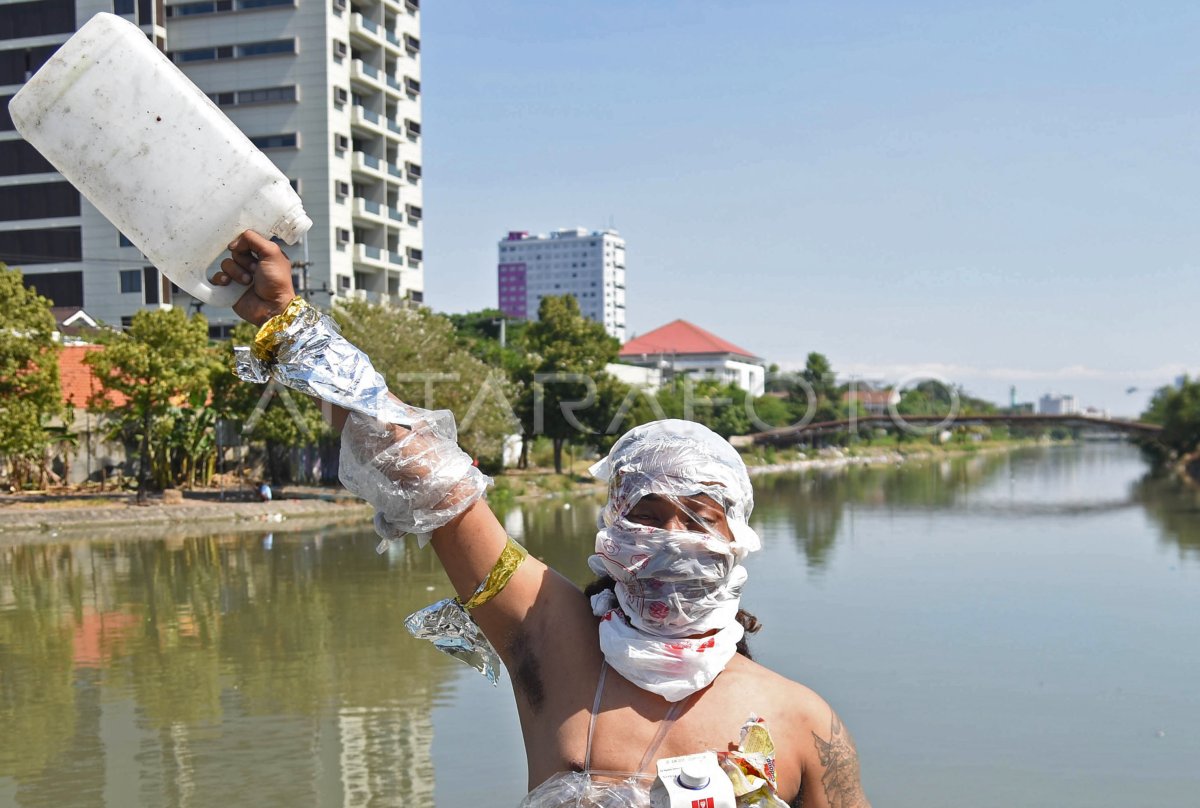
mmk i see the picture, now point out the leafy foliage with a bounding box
[85,308,216,492]
[519,295,620,472]
[1140,378,1200,465]
[0,265,64,486]
[333,300,519,465]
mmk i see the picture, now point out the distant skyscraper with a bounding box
[497,227,626,341]
[1,0,424,335]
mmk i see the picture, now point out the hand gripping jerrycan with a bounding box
[8,12,312,307]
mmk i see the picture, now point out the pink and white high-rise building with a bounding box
[496,227,625,341]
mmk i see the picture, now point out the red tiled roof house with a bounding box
[618,319,765,396]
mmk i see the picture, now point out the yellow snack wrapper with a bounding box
[462,536,528,611]
[252,296,310,362]
[719,716,790,808]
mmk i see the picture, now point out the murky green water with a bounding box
[1,443,1198,807]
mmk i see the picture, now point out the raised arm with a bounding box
[215,232,590,665]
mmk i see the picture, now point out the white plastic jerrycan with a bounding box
[8,12,312,307]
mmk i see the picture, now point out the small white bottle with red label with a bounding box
[649,751,737,808]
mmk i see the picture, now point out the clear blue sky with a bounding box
[419,0,1199,416]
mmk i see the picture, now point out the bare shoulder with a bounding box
[719,657,871,808]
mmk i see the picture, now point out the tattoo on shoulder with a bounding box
[811,712,869,808]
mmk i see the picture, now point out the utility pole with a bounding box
[291,235,312,302]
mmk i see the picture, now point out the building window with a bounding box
[120,269,142,294]
[249,133,298,149]
[210,85,297,106]
[0,0,75,40]
[0,182,79,220]
[118,232,135,248]
[238,39,296,57]
[21,271,83,307]
[142,266,160,304]
[174,38,295,63]
[120,316,133,330]
[0,226,81,265]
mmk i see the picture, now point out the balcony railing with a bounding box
[352,152,388,179]
[354,244,387,268]
[352,12,379,34]
[387,206,404,222]
[387,250,406,266]
[354,198,383,218]
[387,163,403,179]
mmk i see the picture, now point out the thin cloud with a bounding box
[775,360,1191,385]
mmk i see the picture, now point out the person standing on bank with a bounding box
[214,231,872,808]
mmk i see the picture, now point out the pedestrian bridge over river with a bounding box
[751,413,1162,446]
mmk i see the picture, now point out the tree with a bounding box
[85,308,214,498]
[333,300,519,468]
[1140,378,1200,467]
[785,351,840,424]
[520,295,620,473]
[801,352,838,403]
[653,377,752,438]
[0,265,63,487]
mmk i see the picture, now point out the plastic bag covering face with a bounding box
[590,419,761,555]
[589,519,748,638]
[403,597,501,685]
[592,589,743,703]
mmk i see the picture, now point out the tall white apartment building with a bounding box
[0,0,423,335]
[497,227,626,341]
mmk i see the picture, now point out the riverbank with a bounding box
[739,438,1051,477]
[0,438,1053,543]
[0,487,372,545]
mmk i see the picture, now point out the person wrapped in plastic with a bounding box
[214,232,872,808]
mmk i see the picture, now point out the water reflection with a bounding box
[0,528,460,807]
[3,444,1199,807]
[1133,470,1200,560]
[752,451,1011,568]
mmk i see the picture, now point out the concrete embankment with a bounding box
[0,493,373,545]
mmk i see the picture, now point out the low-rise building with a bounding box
[1039,393,1078,416]
[619,319,764,396]
[841,387,900,416]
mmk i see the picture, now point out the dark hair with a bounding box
[584,575,762,659]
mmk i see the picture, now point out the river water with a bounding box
[1,443,1198,807]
